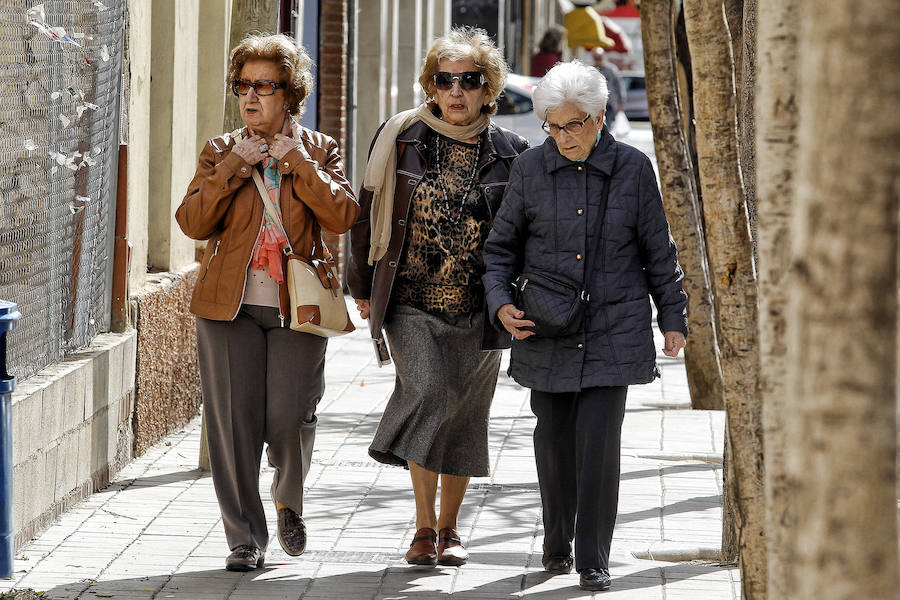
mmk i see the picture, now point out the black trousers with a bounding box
[531,386,627,571]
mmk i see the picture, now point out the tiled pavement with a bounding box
[1,301,740,599]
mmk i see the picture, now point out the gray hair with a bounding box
[532,60,609,121]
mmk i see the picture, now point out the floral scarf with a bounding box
[249,119,292,284]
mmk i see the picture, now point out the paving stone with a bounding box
[8,299,739,600]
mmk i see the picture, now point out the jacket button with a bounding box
[241,167,247,173]
[577,208,583,215]
[577,165,583,171]
[576,253,583,260]
[388,260,397,267]
[398,219,406,226]
[577,343,584,349]
[283,162,289,169]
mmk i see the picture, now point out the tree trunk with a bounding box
[673,6,699,189]
[785,1,900,598]
[737,0,756,257]
[224,0,280,132]
[755,0,798,596]
[724,0,743,88]
[641,0,724,411]
[682,2,765,598]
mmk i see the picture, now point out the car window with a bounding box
[496,88,533,115]
[626,77,645,91]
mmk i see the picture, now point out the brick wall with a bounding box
[318,0,351,281]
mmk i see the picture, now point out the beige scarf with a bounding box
[362,104,490,265]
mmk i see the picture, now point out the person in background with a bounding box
[348,27,528,568]
[531,25,566,77]
[176,34,359,572]
[592,47,624,129]
[482,60,687,591]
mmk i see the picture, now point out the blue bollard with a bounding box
[0,300,22,579]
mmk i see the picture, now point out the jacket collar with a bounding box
[396,119,515,169]
[542,127,618,175]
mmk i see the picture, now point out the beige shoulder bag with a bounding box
[248,163,354,337]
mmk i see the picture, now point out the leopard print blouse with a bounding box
[393,133,492,315]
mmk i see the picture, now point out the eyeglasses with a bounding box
[541,114,593,136]
[433,71,486,91]
[232,78,285,96]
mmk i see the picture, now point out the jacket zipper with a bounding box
[199,239,221,282]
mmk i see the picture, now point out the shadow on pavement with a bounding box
[617,494,722,525]
[38,558,735,599]
[114,468,209,491]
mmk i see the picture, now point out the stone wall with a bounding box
[131,264,201,455]
[10,331,136,549]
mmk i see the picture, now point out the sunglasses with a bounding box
[433,71,486,91]
[232,78,285,96]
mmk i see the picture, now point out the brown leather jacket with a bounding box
[177,124,359,322]
[347,121,528,355]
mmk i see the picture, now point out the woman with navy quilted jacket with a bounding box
[482,60,688,592]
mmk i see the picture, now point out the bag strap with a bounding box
[581,144,618,302]
[250,168,296,256]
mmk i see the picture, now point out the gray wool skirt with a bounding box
[369,303,502,477]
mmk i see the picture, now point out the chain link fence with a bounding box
[0,0,125,381]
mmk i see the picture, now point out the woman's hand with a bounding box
[232,135,269,165]
[497,304,535,340]
[268,133,302,161]
[355,299,371,320]
[663,331,686,357]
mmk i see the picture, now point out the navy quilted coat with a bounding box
[482,130,688,393]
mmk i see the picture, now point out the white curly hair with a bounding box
[532,59,609,121]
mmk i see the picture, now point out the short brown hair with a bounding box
[227,34,313,116]
[419,27,509,116]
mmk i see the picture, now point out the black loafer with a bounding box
[579,568,611,591]
[277,506,307,556]
[225,545,264,571]
[542,554,574,575]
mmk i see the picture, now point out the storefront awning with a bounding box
[563,6,616,50]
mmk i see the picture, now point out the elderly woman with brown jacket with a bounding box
[347,27,528,567]
[176,34,358,572]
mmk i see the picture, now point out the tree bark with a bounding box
[224,0,280,132]
[682,2,765,598]
[755,1,798,596]
[785,1,900,598]
[641,0,724,411]
[673,6,698,188]
[724,0,743,88]
[737,0,756,259]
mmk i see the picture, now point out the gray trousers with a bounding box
[196,305,326,551]
[531,386,627,571]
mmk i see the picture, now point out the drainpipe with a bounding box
[0,300,22,579]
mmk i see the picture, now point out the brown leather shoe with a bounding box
[405,527,437,565]
[437,527,468,566]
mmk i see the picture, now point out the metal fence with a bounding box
[0,0,125,381]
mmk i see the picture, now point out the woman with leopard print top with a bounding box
[347,27,528,568]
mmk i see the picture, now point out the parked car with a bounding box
[494,73,546,147]
[620,71,648,120]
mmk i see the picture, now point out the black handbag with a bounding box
[512,271,589,337]
[511,158,613,338]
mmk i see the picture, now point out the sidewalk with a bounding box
[1,312,739,599]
